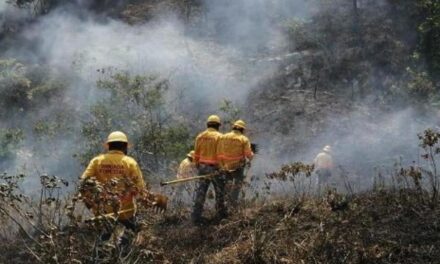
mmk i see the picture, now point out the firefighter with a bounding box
[177,150,197,179]
[173,150,197,202]
[217,120,254,207]
[79,131,146,238]
[191,115,226,224]
[314,145,334,192]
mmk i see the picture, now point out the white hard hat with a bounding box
[323,145,331,152]
[106,131,128,143]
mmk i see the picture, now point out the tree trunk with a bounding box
[352,0,363,48]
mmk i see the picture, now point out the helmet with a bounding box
[323,145,331,153]
[207,115,221,124]
[187,150,195,159]
[233,120,246,130]
[106,131,128,143]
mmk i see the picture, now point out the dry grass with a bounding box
[0,181,439,263]
[144,189,440,263]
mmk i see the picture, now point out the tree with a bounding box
[80,71,192,176]
[416,0,440,80]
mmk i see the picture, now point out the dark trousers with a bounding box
[119,217,139,232]
[225,167,245,207]
[100,216,139,242]
[192,164,226,221]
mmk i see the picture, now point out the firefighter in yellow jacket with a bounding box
[191,115,226,224]
[314,145,334,192]
[80,131,146,232]
[217,120,254,207]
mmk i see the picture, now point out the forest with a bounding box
[0,0,440,263]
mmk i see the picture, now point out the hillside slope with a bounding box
[2,189,438,263]
[145,190,440,263]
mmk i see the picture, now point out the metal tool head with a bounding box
[151,193,168,213]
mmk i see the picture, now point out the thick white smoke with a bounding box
[1,0,311,190]
[0,1,7,12]
[0,0,437,199]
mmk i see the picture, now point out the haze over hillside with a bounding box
[0,1,439,263]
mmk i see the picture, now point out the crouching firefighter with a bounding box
[173,150,197,202]
[191,115,226,225]
[177,150,197,180]
[79,131,166,244]
[217,120,254,208]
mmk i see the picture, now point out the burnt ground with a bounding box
[132,189,440,263]
[0,188,439,263]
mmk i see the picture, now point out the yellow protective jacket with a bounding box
[217,130,254,171]
[176,158,197,179]
[314,152,333,170]
[194,128,222,165]
[80,150,146,220]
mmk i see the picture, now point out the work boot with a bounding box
[218,207,228,218]
[100,232,112,242]
[213,210,228,223]
[192,216,209,226]
[117,235,132,257]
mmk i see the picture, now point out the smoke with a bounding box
[250,98,438,195]
[307,108,428,178]
[228,0,440,195]
[0,0,312,189]
[0,0,436,199]
[0,1,7,13]
[202,0,311,53]
[3,3,294,105]
[0,2,28,29]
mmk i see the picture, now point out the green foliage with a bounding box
[218,99,241,130]
[386,0,440,80]
[387,66,437,105]
[285,18,321,51]
[0,59,31,115]
[283,0,440,103]
[33,113,75,140]
[405,67,435,99]
[0,128,24,161]
[0,59,68,120]
[415,0,440,79]
[284,1,409,101]
[0,59,72,171]
[80,71,191,174]
[7,0,58,15]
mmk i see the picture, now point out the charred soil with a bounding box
[136,189,440,263]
